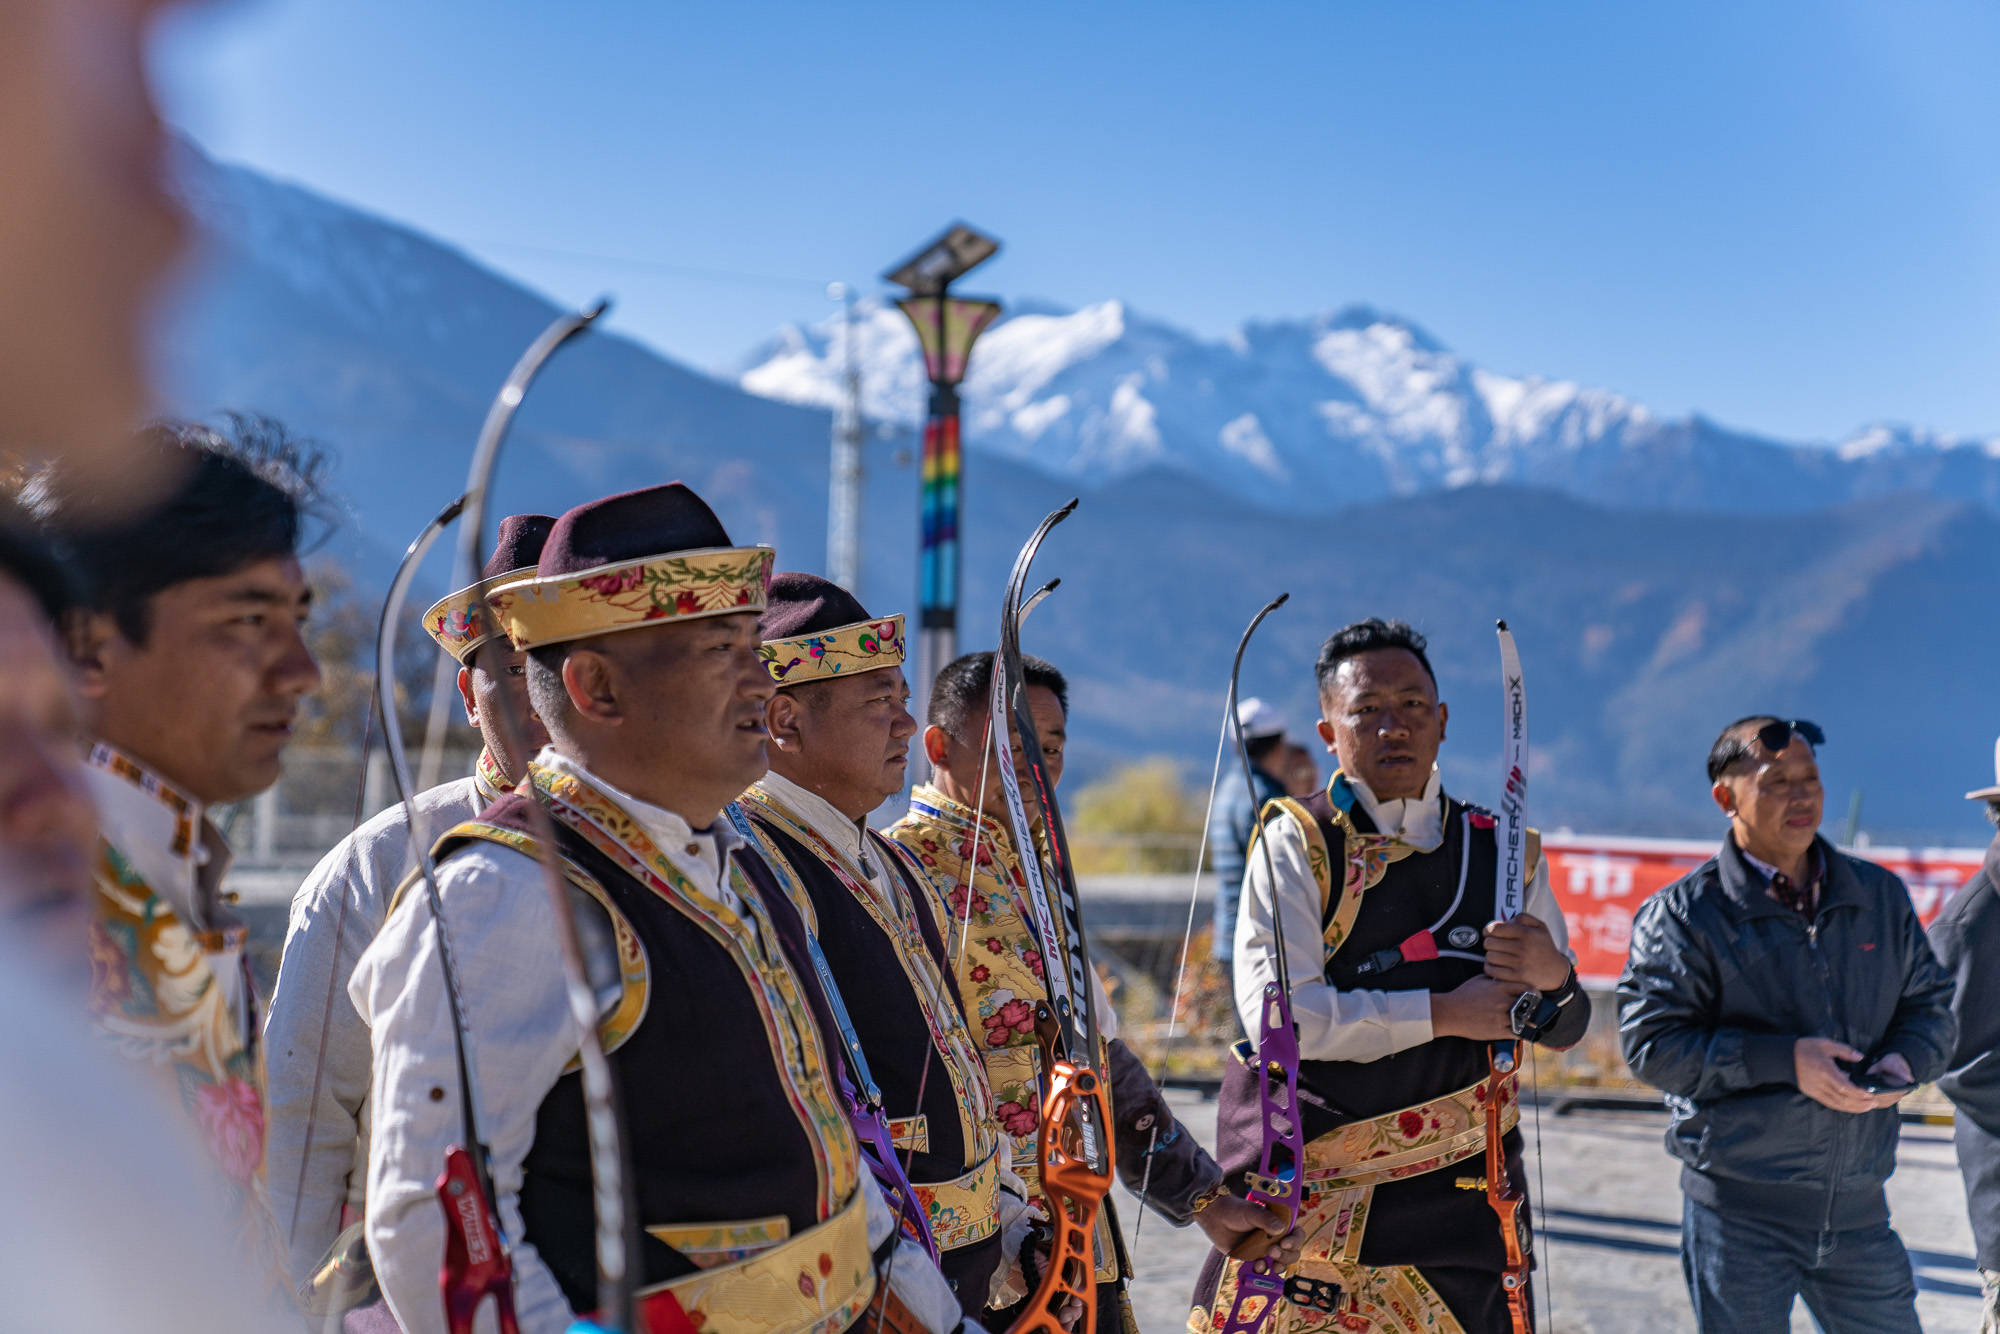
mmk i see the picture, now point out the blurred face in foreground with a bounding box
[1318,647,1447,803]
[0,577,98,967]
[0,0,189,499]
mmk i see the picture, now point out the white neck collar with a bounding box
[1345,763,1446,851]
[538,748,743,862]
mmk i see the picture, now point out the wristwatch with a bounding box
[1508,967,1579,1042]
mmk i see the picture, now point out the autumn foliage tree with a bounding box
[1066,758,1205,874]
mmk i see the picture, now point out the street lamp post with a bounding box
[825,281,864,593]
[884,223,1001,741]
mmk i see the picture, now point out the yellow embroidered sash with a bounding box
[911,1146,1004,1251]
[1194,1075,1520,1334]
[636,1186,876,1334]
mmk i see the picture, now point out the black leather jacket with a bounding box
[1617,834,1956,1230]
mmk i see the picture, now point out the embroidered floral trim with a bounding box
[422,820,651,1059]
[422,566,535,662]
[758,614,905,685]
[888,787,1122,1284]
[472,747,511,804]
[1197,1076,1510,1333]
[531,762,858,1217]
[738,784,996,1163]
[487,546,774,650]
[85,743,197,858]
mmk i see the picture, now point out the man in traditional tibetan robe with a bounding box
[738,572,1021,1316]
[1191,618,1588,1334]
[0,506,277,1331]
[354,483,981,1334]
[45,418,325,1287]
[888,649,1298,1331]
[264,513,554,1310]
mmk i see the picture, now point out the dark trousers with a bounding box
[1681,1196,1920,1334]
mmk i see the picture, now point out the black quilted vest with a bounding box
[746,814,1003,1307]
[438,793,859,1315]
[1296,786,1502,1125]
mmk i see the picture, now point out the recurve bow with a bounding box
[988,501,1116,1334]
[1213,594,1305,1334]
[1484,619,1534,1334]
[447,301,648,1334]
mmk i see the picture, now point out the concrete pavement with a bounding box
[1115,1090,1982,1333]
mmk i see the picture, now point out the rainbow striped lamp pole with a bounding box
[885,224,1001,740]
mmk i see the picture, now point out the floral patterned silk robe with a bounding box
[885,783,1110,1196]
[84,744,285,1289]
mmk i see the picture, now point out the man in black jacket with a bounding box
[1618,715,1956,1334]
[1931,743,2000,1332]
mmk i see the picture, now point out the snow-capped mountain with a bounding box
[738,298,2000,515]
[149,140,2000,844]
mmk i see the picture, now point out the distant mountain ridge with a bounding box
[151,140,2000,846]
[738,297,2000,516]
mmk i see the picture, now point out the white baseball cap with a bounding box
[1236,697,1288,741]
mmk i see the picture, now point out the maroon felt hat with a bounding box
[423,513,557,662]
[486,482,773,650]
[483,513,555,582]
[756,571,906,686]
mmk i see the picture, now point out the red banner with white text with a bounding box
[1542,835,1983,989]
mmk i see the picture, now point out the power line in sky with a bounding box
[458,237,833,293]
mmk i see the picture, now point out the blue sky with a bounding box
[157,1,2000,444]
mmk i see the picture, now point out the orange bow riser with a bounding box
[1482,1052,1533,1334]
[1011,1055,1116,1334]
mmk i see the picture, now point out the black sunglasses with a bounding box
[1756,719,1825,753]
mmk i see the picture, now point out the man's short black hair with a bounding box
[1314,618,1437,697]
[927,650,1068,740]
[0,500,76,627]
[36,414,328,645]
[1706,715,1784,783]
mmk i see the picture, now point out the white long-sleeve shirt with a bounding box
[1232,765,1571,1063]
[263,771,488,1289]
[350,750,971,1334]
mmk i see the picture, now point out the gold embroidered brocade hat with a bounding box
[757,571,906,686]
[422,513,556,663]
[485,483,773,650]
